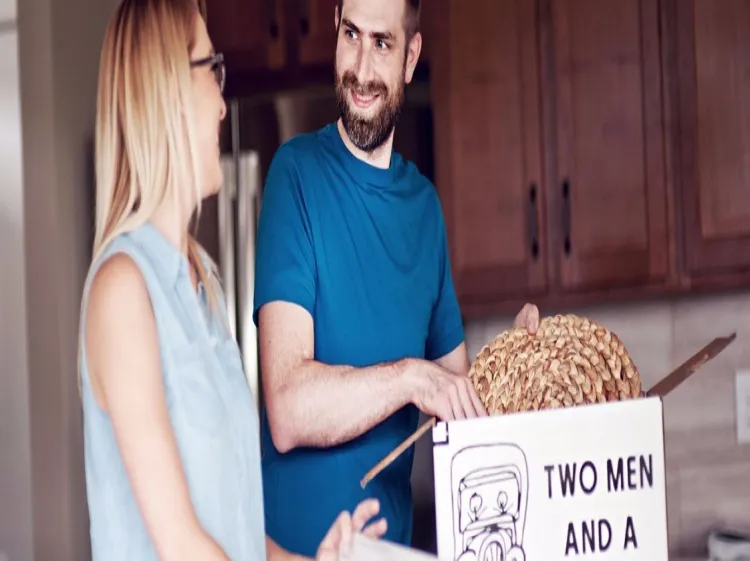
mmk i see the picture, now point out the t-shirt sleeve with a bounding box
[252,144,316,327]
[425,201,465,361]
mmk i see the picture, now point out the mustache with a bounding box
[340,71,388,97]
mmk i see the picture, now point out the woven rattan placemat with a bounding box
[470,314,642,415]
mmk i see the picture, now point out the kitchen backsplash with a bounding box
[462,291,750,556]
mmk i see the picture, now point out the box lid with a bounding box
[645,333,736,397]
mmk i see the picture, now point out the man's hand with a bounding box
[316,499,387,561]
[408,359,487,421]
[514,303,540,334]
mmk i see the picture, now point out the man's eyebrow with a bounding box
[341,17,395,42]
[372,30,395,41]
[342,17,360,33]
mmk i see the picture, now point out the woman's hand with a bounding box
[315,498,387,561]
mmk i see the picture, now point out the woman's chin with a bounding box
[203,185,221,200]
[201,172,224,200]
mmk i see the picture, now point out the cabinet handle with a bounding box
[267,0,279,39]
[562,179,571,256]
[299,0,310,36]
[529,183,539,260]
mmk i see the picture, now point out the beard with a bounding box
[335,63,406,154]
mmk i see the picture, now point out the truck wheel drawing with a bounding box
[450,443,528,561]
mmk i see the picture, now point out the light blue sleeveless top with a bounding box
[78,222,267,561]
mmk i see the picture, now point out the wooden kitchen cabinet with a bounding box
[672,0,750,283]
[297,0,338,65]
[431,0,671,315]
[430,0,549,310]
[204,0,338,96]
[550,0,669,292]
[204,0,287,74]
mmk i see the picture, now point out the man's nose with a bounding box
[353,44,375,85]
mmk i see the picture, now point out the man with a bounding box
[252,0,540,556]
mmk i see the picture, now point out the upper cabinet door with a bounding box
[296,0,338,66]
[431,0,547,311]
[675,0,750,278]
[206,0,286,74]
[551,0,670,291]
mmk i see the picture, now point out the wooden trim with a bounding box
[429,0,456,287]
[459,272,750,320]
[641,0,670,281]
[538,0,561,292]
[658,0,685,289]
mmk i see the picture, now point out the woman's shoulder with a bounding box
[81,226,169,326]
[85,227,150,284]
[86,249,151,319]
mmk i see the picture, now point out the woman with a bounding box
[77,0,386,559]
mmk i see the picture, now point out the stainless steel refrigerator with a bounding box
[195,89,345,412]
[194,144,263,407]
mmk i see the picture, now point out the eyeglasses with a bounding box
[190,52,225,93]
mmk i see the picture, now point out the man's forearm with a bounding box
[433,343,470,377]
[266,358,416,452]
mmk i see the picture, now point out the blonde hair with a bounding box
[78,0,221,393]
[93,0,210,273]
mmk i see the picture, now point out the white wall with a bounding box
[0,0,118,558]
[0,0,14,22]
[0,3,34,560]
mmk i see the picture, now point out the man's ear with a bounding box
[404,31,423,85]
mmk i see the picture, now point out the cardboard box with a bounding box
[431,334,735,561]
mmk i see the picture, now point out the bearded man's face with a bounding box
[334,0,415,153]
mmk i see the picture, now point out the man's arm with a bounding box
[425,195,472,375]
[434,342,470,377]
[433,306,541,379]
[259,302,482,452]
[258,301,421,453]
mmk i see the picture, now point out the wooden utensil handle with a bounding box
[360,417,437,489]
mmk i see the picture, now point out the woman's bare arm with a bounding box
[85,253,228,561]
[265,537,309,561]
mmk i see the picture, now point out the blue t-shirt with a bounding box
[253,122,464,556]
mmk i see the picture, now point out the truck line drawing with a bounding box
[449,443,529,561]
